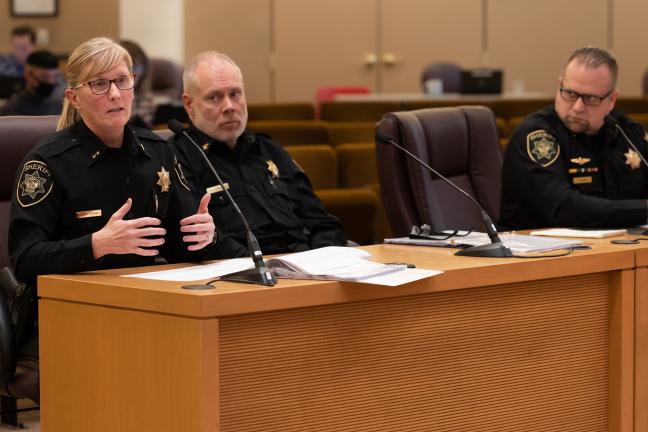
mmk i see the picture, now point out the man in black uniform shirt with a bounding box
[171,51,347,256]
[500,47,648,229]
[1,50,63,116]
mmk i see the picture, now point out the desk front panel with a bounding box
[219,273,614,432]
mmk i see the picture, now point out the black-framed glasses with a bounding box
[559,81,613,107]
[409,224,474,240]
[73,74,135,95]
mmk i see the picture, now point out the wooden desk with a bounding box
[39,243,638,431]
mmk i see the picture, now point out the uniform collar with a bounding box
[73,121,151,166]
[548,105,615,144]
[187,123,256,155]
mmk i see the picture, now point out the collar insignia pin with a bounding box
[267,160,279,179]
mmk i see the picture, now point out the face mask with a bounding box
[34,81,55,97]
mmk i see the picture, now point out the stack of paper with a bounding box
[125,246,443,286]
[529,228,627,238]
[385,232,583,253]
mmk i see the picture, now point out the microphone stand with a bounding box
[375,131,512,258]
[168,120,277,287]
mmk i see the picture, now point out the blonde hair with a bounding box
[183,51,243,95]
[57,37,133,131]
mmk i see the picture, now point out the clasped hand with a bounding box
[91,193,215,259]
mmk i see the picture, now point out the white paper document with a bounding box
[124,258,254,282]
[385,232,583,253]
[529,228,627,239]
[124,246,443,286]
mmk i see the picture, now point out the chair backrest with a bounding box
[420,63,462,93]
[248,103,315,121]
[336,142,377,188]
[0,116,60,268]
[247,120,330,145]
[150,57,183,102]
[375,106,502,236]
[284,145,337,190]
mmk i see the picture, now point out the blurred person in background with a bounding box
[0,26,36,78]
[1,50,62,116]
[120,39,155,128]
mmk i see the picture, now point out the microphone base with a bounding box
[455,242,513,258]
[221,266,278,286]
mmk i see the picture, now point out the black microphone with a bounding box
[168,119,277,287]
[605,115,648,168]
[375,130,512,258]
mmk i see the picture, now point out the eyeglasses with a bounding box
[409,224,474,240]
[559,82,613,107]
[73,74,135,95]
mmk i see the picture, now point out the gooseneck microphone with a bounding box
[375,130,512,258]
[168,119,277,287]
[605,115,648,168]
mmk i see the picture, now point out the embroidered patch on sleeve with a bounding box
[526,130,560,167]
[16,160,53,207]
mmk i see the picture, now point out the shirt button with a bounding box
[124,177,130,183]
[127,212,133,218]
[249,186,256,192]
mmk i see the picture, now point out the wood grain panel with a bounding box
[219,273,610,431]
[635,268,648,431]
[39,300,220,432]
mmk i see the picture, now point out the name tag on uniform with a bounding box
[572,176,592,185]
[206,183,230,194]
[76,209,102,219]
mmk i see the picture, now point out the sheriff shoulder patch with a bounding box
[526,130,560,167]
[17,160,53,207]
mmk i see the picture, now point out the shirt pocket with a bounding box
[261,177,300,221]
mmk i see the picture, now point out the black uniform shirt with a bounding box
[171,125,347,256]
[0,89,62,116]
[500,106,648,229]
[9,120,203,284]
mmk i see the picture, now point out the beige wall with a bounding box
[0,0,119,55]
[2,0,647,102]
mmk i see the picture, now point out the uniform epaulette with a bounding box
[132,126,167,142]
[35,129,82,158]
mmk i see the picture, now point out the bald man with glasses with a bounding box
[499,47,648,230]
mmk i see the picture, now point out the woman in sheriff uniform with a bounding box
[5,37,217,403]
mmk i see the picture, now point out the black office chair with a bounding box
[375,106,503,237]
[0,115,60,426]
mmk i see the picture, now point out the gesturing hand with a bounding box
[180,193,215,251]
[91,198,166,259]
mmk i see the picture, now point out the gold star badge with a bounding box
[267,160,279,179]
[157,167,171,192]
[625,149,641,170]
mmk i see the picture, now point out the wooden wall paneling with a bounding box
[380,0,482,93]
[487,0,608,96]
[274,0,378,103]
[184,0,272,103]
[0,0,119,55]
[610,0,648,96]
